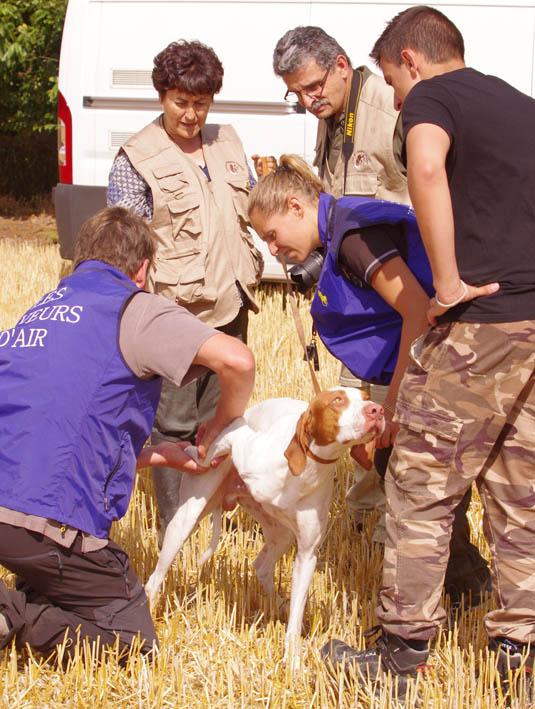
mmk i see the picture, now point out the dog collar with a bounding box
[305,446,338,465]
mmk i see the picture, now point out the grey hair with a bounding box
[273,26,351,76]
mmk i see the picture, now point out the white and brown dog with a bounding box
[145,387,384,660]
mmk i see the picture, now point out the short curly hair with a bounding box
[152,40,224,97]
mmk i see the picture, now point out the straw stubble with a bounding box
[0,240,525,707]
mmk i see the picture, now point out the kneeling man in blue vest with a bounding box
[0,207,255,659]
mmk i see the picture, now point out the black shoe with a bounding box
[321,627,430,680]
[489,636,535,699]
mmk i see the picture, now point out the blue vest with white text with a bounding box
[310,194,433,386]
[0,260,162,537]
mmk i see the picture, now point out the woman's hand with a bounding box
[376,419,399,449]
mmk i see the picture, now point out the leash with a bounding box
[279,254,322,396]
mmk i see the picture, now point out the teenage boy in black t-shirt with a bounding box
[321,5,535,692]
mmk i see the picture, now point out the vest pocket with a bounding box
[344,172,378,197]
[153,165,188,194]
[103,433,133,521]
[168,194,202,240]
[226,180,264,284]
[227,179,251,226]
[151,255,217,305]
[240,230,264,285]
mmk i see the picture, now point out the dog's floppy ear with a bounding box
[284,410,312,476]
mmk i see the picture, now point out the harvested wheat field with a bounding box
[0,238,529,708]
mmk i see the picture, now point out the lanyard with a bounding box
[341,69,363,194]
[278,254,321,396]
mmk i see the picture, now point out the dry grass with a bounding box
[0,195,58,245]
[0,241,528,708]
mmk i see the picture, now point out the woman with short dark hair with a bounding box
[151,40,224,96]
[107,40,263,539]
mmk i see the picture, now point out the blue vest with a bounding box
[0,260,162,537]
[310,194,433,386]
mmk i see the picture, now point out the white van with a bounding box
[54,0,535,275]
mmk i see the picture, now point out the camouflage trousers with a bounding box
[378,320,535,642]
[341,367,489,593]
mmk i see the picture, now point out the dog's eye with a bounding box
[332,396,343,406]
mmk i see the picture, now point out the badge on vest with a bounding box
[353,151,371,170]
[317,289,328,306]
[226,161,242,175]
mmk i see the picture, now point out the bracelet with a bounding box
[434,280,468,309]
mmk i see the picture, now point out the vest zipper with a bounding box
[103,453,122,512]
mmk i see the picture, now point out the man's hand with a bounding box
[251,154,277,178]
[427,280,500,325]
[195,416,227,460]
[192,332,254,457]
[137,441,223,474]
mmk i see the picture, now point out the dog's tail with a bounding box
[198,508,223,566]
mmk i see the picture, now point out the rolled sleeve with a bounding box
[339,223,403,285]
[119,293,218,385]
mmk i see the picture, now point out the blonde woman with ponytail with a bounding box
[249,155,492,610]
[248,153,432,438]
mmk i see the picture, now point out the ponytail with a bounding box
[248,154,322,218]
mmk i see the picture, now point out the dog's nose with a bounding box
[363,402,384,421]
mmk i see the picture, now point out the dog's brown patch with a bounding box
[308,390,349,446]
[284,391,350,475]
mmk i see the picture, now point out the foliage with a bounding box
[0,132,57,197]
[0,0,67,133]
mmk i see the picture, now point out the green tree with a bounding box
[0,0,67,133]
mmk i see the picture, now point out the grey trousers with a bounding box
[151,308,249,536]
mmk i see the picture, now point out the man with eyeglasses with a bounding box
[271,26,410,548]
[271,25,491,609]
[273,26,407,202]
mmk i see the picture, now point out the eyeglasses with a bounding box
[284,68,330,104]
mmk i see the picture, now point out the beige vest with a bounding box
[314,70,409,204]
[123,118,263,327]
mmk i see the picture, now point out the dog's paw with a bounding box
[144,574,161,605]
[283,641,303,672]
[184,444,202,464]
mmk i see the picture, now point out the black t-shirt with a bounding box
[402,68,535,323]
[339,223,404,287]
